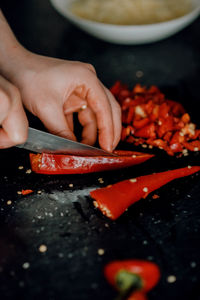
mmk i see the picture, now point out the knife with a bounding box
[16,127,116,156]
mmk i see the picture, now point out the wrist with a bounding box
[0,10,32,84]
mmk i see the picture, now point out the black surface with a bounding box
[1,1,200,300]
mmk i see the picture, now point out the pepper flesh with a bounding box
[128,291,147,300]
[111,82,200,156]
[29,150,154,175]
[21,189,33,195]
[104,260,160,299]
[90,166,200,220]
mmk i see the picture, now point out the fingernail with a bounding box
[106,145,112,152]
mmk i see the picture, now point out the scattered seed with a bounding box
[130,178,137,183]
[93,201,99,208]
[190,261,196,268]
[136,70,144,78]
[26,169,32,174]
[22,262,30,269]
[7,200,12,205]
[69,183,74,188]
[58,253,64,258]
[38,244,47,253]
[18,166,24,170]
[97,248,105,256]
[98,178,104,184]
[167,275,176,283]
[142,144,147,148]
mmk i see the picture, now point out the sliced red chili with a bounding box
[29,150,154,175]
[90,166,200,220]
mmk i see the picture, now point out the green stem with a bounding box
[114,270,143,300]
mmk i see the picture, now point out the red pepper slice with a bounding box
[29,150,154,175]
[90,166,200,220]
[134,123,156,139]
[104,260,160,299]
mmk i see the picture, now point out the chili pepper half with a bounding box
[29,150,154,175]
[104,260,160,300]
[90,166,200,220]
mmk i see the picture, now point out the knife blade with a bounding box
[16,127,116,156]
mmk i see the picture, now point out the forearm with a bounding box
[0,10,29,82]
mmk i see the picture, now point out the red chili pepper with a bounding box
[90,166,200,220]
[104,260,160,300]
[29,150,154,175]
[21,189,33,195]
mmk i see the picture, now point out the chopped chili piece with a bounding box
[90,166,200,220]
[110,82,200,156]
[29,150,154,175]
[152,194,160,199]
[21,189,33,195]
[104,260,160,300]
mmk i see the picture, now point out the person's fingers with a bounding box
[35,103,77,141]
[0,89,11,124]
[0,85,28,148]
[65,113,74,132]
[64,93,87,115]
[103,86,122,149]
[0,129,15,148]
[78,107,97,145]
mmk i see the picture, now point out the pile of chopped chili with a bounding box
[111,81,200,156]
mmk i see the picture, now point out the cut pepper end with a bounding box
[91,166,200,220]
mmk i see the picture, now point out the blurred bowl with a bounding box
[50,0,200,44]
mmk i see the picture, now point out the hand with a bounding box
[12,53,122,152]
[0,75,28,149]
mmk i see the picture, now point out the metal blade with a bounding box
[16,127,116,156]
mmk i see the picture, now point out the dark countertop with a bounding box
[0,1,200,300]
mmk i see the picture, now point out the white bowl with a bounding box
[50,0,200,45]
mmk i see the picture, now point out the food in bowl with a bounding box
[70,0,193,25]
